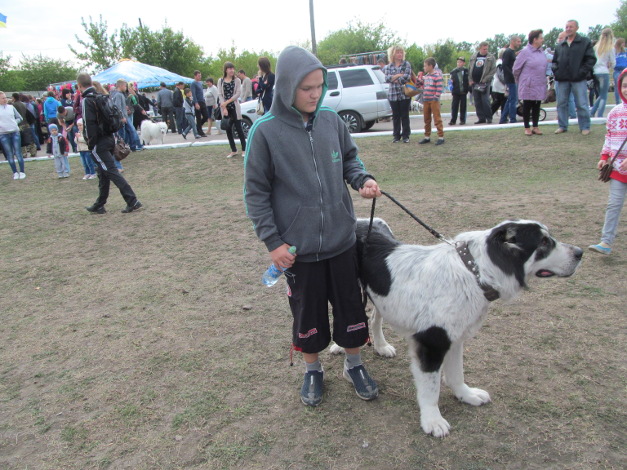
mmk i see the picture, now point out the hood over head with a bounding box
[618,68,627,104]
[271,46,327,122]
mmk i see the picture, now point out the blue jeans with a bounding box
[601,178,627,245]
[80,150,96,175]
[590,73,610,117]
[0,131,24,174]
[614,69,624,104]
[555,80,576,118]
[557,80,590,130]
[118,120,142,151]
[183,113,198,137]
[500,83,518,123]
[30,124,41,150]
[66,123,78,152]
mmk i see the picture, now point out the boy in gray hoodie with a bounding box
[244,46,381,407]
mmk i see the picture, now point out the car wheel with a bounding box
[363,120,376,131]
[338,111,363,133]
[237,118,252,139]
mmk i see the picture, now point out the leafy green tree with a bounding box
[543,27,562,50]
[316,21,402,65]
[586,24,605,42]
[404,44,425,73]
[18,55,78,90]
[455,41,475,55]
[612,0,627,39]
[209,45,277,81]
[71,16,207,76]
[125,25,206,77]
[424,40,458,73]
[70,15,121,72]
[0,70,26,92]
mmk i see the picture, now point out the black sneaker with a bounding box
[300,370,324,406]
[121,201,143,213]
[448,121,455,125]
[343,365,378,401]
[402,138,410,143]
[392,138,400,143]
[435,138,445,146]
[418,138,431,144]
[85,204,106,214]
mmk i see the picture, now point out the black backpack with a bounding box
[93,93,124,134]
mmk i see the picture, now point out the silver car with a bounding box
[238,64,392,136]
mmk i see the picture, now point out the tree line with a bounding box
[1,1,626,92]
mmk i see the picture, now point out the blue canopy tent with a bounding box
[91,59,193,89]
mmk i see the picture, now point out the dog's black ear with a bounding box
[487,223,527,287]
[504,225,522,249]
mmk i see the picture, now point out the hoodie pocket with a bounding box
[280,206,321,255]
[323,201,357,251]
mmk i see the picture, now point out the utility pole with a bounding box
[309,0,317,56]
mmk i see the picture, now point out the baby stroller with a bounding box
[516,101,547,121]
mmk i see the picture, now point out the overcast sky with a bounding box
[0,0,620,67]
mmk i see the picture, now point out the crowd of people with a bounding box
[154,56,275,158]
[2,20,625,257]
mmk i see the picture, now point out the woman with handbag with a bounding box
[384,45,412,143]
[589,68,627,255]
[219,62,246,158]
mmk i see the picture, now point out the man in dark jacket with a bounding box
[552,19,597,135]
[449,57,469,125]
[499,35,522,124]
[77,73,142,214]
[172,82,185,134]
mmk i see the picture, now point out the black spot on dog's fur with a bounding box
[413,327,451,373]
[356,221,400,297]
[486,223,549,287]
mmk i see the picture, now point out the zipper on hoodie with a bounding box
[307,128,324,261]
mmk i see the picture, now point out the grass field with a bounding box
[1,125,625,469]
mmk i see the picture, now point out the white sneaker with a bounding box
[13,172,19,180]
[88,174,97,179]
[82,175,90,180]
[19,172,25,179]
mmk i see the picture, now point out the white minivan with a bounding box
[238,64,392,135]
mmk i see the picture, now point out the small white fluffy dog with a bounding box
[140,120,168,145]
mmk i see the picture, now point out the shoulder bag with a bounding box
[599,134,627,182]
[403,70,420,98]
[113,135,131,161]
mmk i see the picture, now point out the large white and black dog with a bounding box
[333,218,582,437]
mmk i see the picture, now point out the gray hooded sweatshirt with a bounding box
[244,46,374,262]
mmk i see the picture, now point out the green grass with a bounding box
[0,126,625,469]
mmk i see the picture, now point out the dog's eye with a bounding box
[541,237,550,246]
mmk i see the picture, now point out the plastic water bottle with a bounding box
[262,246,297,287]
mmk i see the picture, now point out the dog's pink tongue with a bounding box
[536,270,555,278]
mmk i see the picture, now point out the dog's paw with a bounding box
[457,386,491,406]
[420,412,451,438]
[374,342,397,357]
[329,343,344,355]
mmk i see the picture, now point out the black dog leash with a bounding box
[362,191,499,303]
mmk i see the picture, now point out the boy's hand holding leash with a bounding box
[359,178,381,199]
